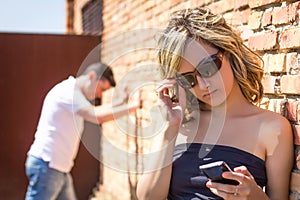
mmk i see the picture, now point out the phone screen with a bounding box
[199,161,239,185]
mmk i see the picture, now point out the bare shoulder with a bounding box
[254,106,293,154]
[255,107,291,134]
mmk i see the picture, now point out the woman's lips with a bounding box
[203,90,217,98]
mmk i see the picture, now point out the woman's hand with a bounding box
[156,79,184,133]
[206,166,268,199]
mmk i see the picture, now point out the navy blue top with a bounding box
[167,143,267,200]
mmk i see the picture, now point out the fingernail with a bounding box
[206,181,212,187]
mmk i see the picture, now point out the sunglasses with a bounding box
[175,50,224,89]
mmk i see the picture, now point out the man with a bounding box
[25,62,139,200]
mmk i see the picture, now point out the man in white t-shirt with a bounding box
[25,62,139,200]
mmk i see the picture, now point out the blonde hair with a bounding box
[157,7,264,104]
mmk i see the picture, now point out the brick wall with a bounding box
[70,0,300,199]
[245,1,300,198]
[69,0,90,34]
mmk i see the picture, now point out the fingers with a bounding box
[207,181,250,198]
[156,79,177,104]
[154,79,183,125]
[222,166,254,184]
[207,166,256,198]
[156,79,177,93]
[233,166,254,179]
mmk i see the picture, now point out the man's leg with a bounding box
[56,173,77,200]
[25,156,65,200]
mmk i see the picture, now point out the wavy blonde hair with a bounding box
[157,7,264,104]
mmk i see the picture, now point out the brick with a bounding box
[280,28,300,49]
[249,0,261,8]
[223,12,234,25]
[235,0,249,9]
[248,11,263,29]
[208,0,235,13]
[281,75,300,94]
[262,0,281,6]
[288,1,300,22]
[293,125,300,145]
[143,0,155,10]
[286,100,300,122]
[225,9,251,26]
[295,145,300,170]
[248,31,278,51]
[238,25,254,40]
[280,98,289,116]
[262,8,273,27]
[262,53,270,73]
[272,6,289,25]
[290,191,300,200]
[267,98,287,113]
[204,0,216,5]
[277,98,287,114]
[170,0,181,7]
[268,53,286,72]
[241,9,251,24]
[189,0,207,8]
[249,0,280,8]
[290,170,300,193]
[152,0,169,16]
[259,97,270,109]
[286,52,300,75]
[262,75,278,94]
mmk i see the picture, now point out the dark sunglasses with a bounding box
[175,50,224,89]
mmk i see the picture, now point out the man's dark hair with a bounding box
[82,62,116,87]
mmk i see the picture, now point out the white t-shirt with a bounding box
[28,76,91,172]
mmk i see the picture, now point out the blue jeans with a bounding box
[25,155,77,200]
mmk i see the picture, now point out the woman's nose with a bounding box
[196,75,210,89]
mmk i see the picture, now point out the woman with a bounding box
[136,7,293,200]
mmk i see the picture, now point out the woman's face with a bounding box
[177,40,235,107]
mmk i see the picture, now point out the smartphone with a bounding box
[199,161,239,185]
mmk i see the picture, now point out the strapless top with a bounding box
[168,143,266,200]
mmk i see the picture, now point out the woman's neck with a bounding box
[209,82,254,118]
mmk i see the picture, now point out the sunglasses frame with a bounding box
[175,50,224,89]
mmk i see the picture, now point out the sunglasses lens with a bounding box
[175,50,223,88]
[176,74,196,89]
[197,56,222,78]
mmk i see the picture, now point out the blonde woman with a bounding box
[137,7,293,200]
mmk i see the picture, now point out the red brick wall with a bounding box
[70,0,300,199]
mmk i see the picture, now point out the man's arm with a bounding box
[76,101,139,124]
